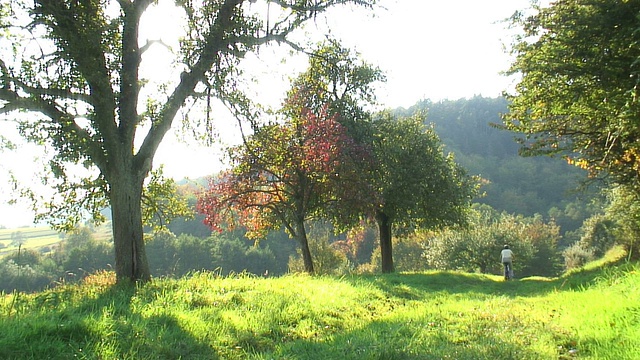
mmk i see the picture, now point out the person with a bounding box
[501,244,514,280]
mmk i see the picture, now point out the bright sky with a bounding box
[0,0,534,228]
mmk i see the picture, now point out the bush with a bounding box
[605,186,640,259]
[422,205,562,277]
[389,236,426,272]
[0,260,56,293]
[578,214,616,258]
[59,227,114,276]
[243,246,278,276]
[62,242,113,276]
[288,236,349,275]
[174,234,216,276]
[5,249,42,267]
[563,243,595,271]
[146,230,181,277]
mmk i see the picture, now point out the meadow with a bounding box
[0,227,62,256]
[0,224,112,256]
[0,248,638,360]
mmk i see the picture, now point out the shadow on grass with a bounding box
[348,258,633,300]
[264,315,548,360]
[0,280,216,360]
[1,258,635,360]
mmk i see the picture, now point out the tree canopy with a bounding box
[197,103,372,273]
[370,112,477,272]
[503,0,640,189]
[0,0,376,282]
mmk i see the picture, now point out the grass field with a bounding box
[0,227,62,255]
[0,223,113,256]
[0,247,637,359]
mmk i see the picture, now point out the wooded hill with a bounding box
[397,96,599,239]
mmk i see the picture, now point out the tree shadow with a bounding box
[1,259,633,359]
[0,280,216,360]
[347,261,628,300]
[262,316,550,360]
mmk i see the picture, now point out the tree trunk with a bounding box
[294,217,315,274]
[110,171,151,283]
[376,210,394,273]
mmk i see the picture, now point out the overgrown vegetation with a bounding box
[1,248,637,360]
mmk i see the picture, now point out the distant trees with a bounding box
[145,231,283,277]
[0,226,112,292]
[61,227,113,275]
[0,250,55,293]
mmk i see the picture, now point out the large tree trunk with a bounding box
[376,210,394,273]
[294,218,315,274]
[109,170,151,283]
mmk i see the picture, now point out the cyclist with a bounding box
[501,245,514,280]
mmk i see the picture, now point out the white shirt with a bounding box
[501,249,513,263]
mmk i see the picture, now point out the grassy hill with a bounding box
[0,248,638,360]
[0,223,112,257]
[0,227,62,256]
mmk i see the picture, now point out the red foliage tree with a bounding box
[197,105,374,273]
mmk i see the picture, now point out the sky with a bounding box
[151,0,533,180]
[0,0,535,228]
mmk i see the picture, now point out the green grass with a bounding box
[0,248,638,360]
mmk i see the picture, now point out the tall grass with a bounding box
[0,250,638,359]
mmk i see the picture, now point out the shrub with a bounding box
[288,236,349,275]
[578,214,616,258]
[563,243,595,271]
[5,249,42,267]
[146,230,180,277]
[391,236,427,272]
[422,205,562,277]
[0,260,56,293]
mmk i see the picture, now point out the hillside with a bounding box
[0,227,61,256]
[1,248,637,360]
[0,224,112,257]
[399,96,600,236]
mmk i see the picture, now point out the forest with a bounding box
[0,96,609,293]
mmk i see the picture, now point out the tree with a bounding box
[10,231,27,248]
[503,0,640,189]
[0,0,376,282]
[197,40,380,274]
[197,105,373,273]
[370,112,477,272]
[285,39,384,137]
[604,185,640,258]
[63,226,95,250]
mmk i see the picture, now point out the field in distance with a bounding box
[0,223,112,256]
